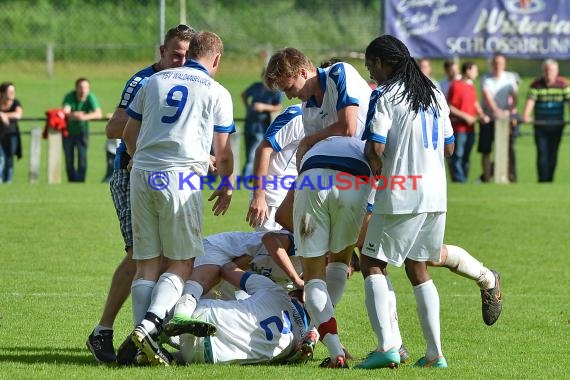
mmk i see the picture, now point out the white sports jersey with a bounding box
[300,136,369,176]
[480,71,518,116]
[127,60,235,173]
[180,273,308,364]
[302,62,371,139]
[365,85,454,214]
[262,104,305,206]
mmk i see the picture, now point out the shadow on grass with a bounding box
[0,346,96,365]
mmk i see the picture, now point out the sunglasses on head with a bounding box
[176,24,196,34]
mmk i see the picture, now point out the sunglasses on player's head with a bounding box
[176,24,196,34]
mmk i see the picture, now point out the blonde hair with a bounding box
[189,31,224,60]
[264,48,314,90]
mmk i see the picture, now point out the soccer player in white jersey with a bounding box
[290,136,372,369]
[87,24,193,365]
[123,31,235,366]
[173,262,308,365]
[357,35,455,369]
[246,104,304,231]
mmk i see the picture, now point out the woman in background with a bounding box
[0,82,23,184]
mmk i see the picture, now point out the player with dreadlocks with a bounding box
[355,35,455,370]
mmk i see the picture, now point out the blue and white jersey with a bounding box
[364,85,454,214]
[127,60,235,173]
[302,62,371,139]
[299,136,370,178]
[263,104,305,206]
[180,274,307,364]
[114,65,157,169]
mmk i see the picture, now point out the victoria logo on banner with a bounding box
[385,0,570,58]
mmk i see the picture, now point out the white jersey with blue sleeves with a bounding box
[299,136,370,178]
[263,104,305,206]
[181,273,307,364]
[364,85,454,214]
[302,62,371,139]
[127,60,235,173]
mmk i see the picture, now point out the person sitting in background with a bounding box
[522,59,570,182]
[447,62,489,183]
[62,77,102,182]
[0,81,23,184]
[241,69,284,178]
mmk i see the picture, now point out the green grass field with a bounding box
[1,61,570,379]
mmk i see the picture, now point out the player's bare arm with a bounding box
[209,131,234,216]
[246,140,272,227]
[105,107,128,139]
[364,139,384,176]
[123,117,142,157]
[262,232,304,289]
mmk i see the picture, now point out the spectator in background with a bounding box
[479,53,518,182]
[523,59,570,182]
[62,77,102,182]
[102,138,121,183]
[439,58,461,99]
[241,69,284,178]
[418,58,442,93]
[0,81,23,184]
[447,62,489,182]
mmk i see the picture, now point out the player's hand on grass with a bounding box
[209,188,232,216]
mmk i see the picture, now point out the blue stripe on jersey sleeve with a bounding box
[366,202,374,213]
[366,132,387,144]
[328,63,359,111]
[118,69,154,109]
[444,135,455,145]
[265,105,302,152]
[214,122,236,134]
[126,107,142,121]
[239,272,253,291]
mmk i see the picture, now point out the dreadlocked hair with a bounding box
[365,35,440,114]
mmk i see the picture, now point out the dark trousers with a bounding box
[102,151,116,183]
[449,131,475,183]
[0,134,18,183]
[534,125,564,182]
[63,132,88,182]
[241,122,265,178]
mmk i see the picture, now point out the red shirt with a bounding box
[448,79,478,133]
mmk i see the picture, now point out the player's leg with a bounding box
[355,214,401,369]
[429,244,501,325]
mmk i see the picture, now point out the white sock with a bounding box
[364,274,396,351]
[413,280,443,359]
[326,262,349,307]
[386,277,403,349]
[174,280,204,317]
[445,245,495,289]
[131,279,155,325]
[305,279,343,358]
[147,272,185,320]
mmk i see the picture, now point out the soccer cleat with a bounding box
[131,325,171,366]
[354,347,400,369]
[287,330,318,364]
[481,270,502,326]
[133,350,150,366]
[86,329,116,363]
[116,334,138,366]
[398,344,410,364]
[164,315,217,337]
[319,355,349,368]
[413,356,448,368]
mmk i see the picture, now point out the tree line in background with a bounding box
[0,0,380,61]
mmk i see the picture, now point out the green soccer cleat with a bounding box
[355,347,400,369]
[164,315,217,337]
[413,356,448,368]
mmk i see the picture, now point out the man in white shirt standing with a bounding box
[123,31,235,366]
[357,34,455,370]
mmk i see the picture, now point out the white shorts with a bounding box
[255,205,283,232]
[293,169,369,258]
[362,212,446,267]
[130,168,204,260]
[194,239,239,267]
